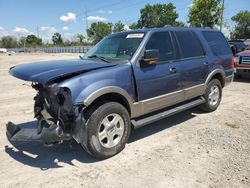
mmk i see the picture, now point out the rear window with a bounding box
[175,31,205,58]
[203,31,232,56]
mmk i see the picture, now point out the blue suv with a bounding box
[7,27,234,159]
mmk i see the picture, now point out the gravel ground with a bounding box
[0,53,249,188]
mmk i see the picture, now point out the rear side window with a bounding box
[203,31,232,56]
[175,31,205,58]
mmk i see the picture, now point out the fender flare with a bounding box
[205,69,226,86]
[83,86,134,109]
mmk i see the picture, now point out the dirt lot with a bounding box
[0,53,249,188]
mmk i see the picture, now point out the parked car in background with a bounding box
[229,39,247,54]
[0,48,7,53]
[7,27,234,159]
[234,45,250,78]
[244,39,250,47]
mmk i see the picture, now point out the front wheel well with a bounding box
[85,93,131,116]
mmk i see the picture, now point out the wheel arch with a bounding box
[83,87,134,116]
[205,69,226,88]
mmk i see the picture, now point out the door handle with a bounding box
[203,62,209,65]
[169,67,177,73]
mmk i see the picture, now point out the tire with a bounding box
[200,79,222,112]
[84,102,131,159]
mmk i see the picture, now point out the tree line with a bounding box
[0,0,249,48]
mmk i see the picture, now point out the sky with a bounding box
[0,0,249,42]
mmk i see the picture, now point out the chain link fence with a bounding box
[7,46,92,54]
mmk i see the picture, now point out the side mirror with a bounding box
[140,49,159,67]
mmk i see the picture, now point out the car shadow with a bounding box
[129,110,196,143]
[5,109,197,169]
[234,77,250,83]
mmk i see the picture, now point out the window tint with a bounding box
[146,32,175,63]
[203,31,232,56]
[175,31,205,58]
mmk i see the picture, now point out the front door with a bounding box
[133,31,183,114]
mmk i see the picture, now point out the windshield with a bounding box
[84,32,145,63]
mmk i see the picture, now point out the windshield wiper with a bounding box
[88,55,110,63]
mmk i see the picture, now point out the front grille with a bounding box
[241,56,250,64]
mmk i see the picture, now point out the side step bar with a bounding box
[131,97,205,129]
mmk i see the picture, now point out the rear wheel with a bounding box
[84,102,131,159]
[200,79,222,112]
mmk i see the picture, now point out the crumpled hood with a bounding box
[9,59,115,84]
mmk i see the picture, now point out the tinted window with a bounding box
[146,32,175,63]
[203,31,232,56]
[175,31,204,58]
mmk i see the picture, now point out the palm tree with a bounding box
[76,34,85,44]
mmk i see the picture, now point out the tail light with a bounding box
[230,56,238,68]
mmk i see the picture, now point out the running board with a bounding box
[131,97,205,129]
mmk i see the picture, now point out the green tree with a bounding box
[87,22,112,44]
[113,21,125,33]
[231,10,250,39]
[19,36,26,48]
[76,33,85,44]
[26,35,42,47]
[137,3,180,28]
[129,22,139,30]
[188,0,222,28]
[0,36,18,48]
[52,32,63,45]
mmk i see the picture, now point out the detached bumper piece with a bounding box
[6,121,71,144]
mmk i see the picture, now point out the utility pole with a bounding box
[85,11,89,42]
[37,25,39,38]
[220,0,225,31]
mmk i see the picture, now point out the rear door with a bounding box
[174,30,208,99]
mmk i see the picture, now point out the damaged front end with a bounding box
[7,83,86,146]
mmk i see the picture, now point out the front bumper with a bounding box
[6,121,71,143]
[235,67,250,76]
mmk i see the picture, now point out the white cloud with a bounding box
[63,32,74,41]
[13,27,32,35]
[188,3,193,8]
[60,12,76,23]
[87,16,108,22]
[124,25,130,31]
[41,26,57,33]
[222,27,230,38]
[40,26,57,43]
[62,26,69,31]
[0,26,9,37]
[97,10,112,14]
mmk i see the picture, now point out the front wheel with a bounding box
[200,79,222,112]
[84,102,131,159]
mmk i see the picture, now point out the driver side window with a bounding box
[146,32,175,63]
